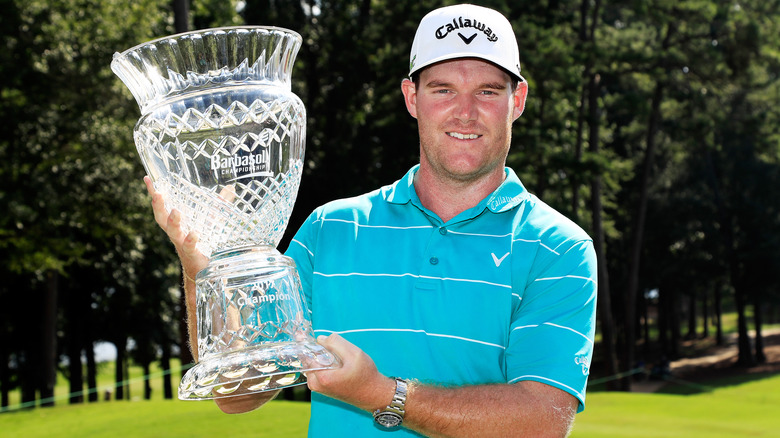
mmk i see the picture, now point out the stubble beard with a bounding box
[419,127,511,186]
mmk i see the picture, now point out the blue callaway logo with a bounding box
[435,16,499,43]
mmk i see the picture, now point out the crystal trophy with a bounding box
[111,27,341,400]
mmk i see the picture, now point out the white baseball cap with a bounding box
[409,4,524,81]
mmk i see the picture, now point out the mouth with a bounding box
[447,132,481,140]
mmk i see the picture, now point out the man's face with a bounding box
[402,58,527,184]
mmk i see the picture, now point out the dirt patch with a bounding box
[671,330,780,382]
[627,329,780,393]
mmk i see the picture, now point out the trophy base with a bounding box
[178,340,340,400]
[179,246,341,401]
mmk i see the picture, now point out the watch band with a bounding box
[373,377,409,429]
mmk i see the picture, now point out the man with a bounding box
[147,4,597,437]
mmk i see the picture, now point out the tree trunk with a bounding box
[84,303,98,403]
[705,150,753,365]
[161,343,173,400]
[642,292,650,359]
[669,290,681,358]
[577,0,620,391]
[86,342,98,402]
[115,339,126,400]
[40,270,59,407]
[572,0,597,221]
[143,362,152,400]
[587,71,620,390]
[173,0,189,33]
[753,297,765,363]
[658,287,669,356]
[65,283,85,404]
[20,346,37,407]
[734,285,754,366]
[66,347,84,404]
[0,341,8,409]
[572,83,586,221]
[714,283,724,346]
[625,78,665,388]
[686,291,697,339]
[702,289,709,338]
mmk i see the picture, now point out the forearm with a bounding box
[145,177,278,413]
[182,272,199,361]
[308,335,577,437]
[403,381,576,438]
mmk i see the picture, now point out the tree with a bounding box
[0,0,177,406]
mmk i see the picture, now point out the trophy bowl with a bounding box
[111,26,341,400]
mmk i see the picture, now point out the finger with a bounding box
[145,177,170,229]
[166,208,188,247]
[317,334,346,351]
[316,334,355,363]
[180,230,202,259]
[305,370,321,392]
[219,184,237,203]
[143,175,155,196]
[179,231,209,275]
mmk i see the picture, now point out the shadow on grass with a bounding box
[656,370,780,395]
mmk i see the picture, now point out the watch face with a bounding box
[375,412,403,428]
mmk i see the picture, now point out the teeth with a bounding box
[448,132,480,140]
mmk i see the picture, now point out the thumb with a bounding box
[316,334,351,359]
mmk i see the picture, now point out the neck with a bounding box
[414,165,505,223]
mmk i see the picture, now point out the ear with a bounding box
[401,78,418,119]
[512,81,528,120]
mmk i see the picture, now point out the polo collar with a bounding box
[383,165,529,214]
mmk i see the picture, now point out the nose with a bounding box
[453,93,478,122]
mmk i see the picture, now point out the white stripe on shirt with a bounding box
[513,238,560,255]
[315,327,506,350]
[508,374,582,398]
[511,322,592,344]
[320,218,433,230]
[289,238,314,257]
[533,275,596,285]
[313,271,512,289]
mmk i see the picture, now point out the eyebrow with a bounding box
[424,80,508,90]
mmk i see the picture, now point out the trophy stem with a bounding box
[178,245,341,400]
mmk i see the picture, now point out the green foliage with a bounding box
[0,0,184,402]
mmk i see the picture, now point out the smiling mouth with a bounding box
[447,132,481,140]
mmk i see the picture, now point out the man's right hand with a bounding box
[144,176,280,413]
[144,176,209,278]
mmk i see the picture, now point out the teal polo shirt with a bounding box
[285,165,597,437]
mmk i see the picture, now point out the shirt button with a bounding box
[439,227,448,235]
[429,257,439,265]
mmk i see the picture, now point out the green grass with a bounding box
[0,399,310,437]
[571,373,780,437]
[3,316,778,436]
[3,372,780,437]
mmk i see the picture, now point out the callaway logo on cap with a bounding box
[408,4,523,81]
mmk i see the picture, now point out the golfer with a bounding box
[148,4,597,437]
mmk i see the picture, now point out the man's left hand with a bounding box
[306,334,396,413]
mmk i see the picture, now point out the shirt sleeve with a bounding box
[505,239,598,412]
[284,209,322,314]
